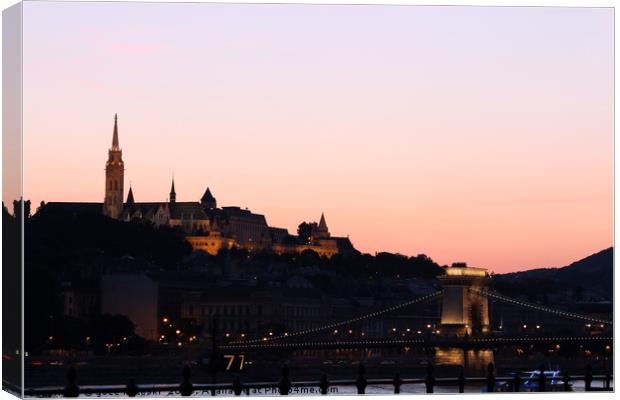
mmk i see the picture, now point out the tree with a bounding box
[297,222,313,244]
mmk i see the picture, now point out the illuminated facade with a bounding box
[438,265,490,336]
[52,115,356,258]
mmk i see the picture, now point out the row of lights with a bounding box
[232,291,443,345]
[473,289,612,326]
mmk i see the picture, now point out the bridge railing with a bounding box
[23,363,613,397]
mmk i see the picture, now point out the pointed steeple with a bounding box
[200,187,217,209]
[112,113,120,150]
[318,212,328,231]
[314,212,330,239]
[169,178,176,203]
[126,185,135,205]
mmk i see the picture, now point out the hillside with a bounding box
[493,247,613,302]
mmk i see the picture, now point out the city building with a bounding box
[43,115,356,258]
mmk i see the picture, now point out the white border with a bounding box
[0,1,616,400]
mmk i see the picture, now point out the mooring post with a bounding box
[393,372,403,394]
[320,373,329,395]
[485,363,495,393]
[63,366,79,398]
[538,364,546,392]
[126,378,138,397]
[278,364,291,395]
[425,363,435,393]
[457,369,466,393]
[180,364,194,396]
[233,376,243,396]
[604,370,611,390]
[513,371,521,392]
[585,364,593,391]
[356,363,367,394]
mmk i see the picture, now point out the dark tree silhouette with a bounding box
[297,222,313,244]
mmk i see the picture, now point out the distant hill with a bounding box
[493,247,613,302]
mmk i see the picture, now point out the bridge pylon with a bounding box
[438,265,491,337]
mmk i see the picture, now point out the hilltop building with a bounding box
[45,115,356,257]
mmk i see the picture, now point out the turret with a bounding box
[314,212,330,239]
[201,187,217,210]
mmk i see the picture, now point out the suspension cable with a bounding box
[471,287,612,325]
[231,290,443,344]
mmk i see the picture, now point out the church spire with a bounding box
[169,178,176,203]
[201,186,217,209]
[103,114,124,219]
[314,212,330,239]
[126,185,134,205]
[112,113,120,150]
[318,212,328,231]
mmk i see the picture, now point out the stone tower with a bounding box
[103,114,124,219]
[200,187,216,210]
[313,212,331,239]
[438,265,490,336]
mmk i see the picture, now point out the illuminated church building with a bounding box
[98,115,355,257]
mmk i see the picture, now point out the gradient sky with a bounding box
[21,2,613,273]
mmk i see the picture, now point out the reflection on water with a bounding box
[435,347,494,376]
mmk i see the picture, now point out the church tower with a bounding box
[103,114,124,219]
[201,187,217,210]
[169,179,176,204]
[313,212,331,239]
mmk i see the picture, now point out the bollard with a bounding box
[604,371,611,390]
[180,365,194,396]
[278,364,291,395]
[319,373,329,395]
[425,363,435,394]
[457,370,465,393]
[537,364,546,392]
[126,378,139,397]
[485,363,496,393]
[233,376,243,396]
[562,371,570,392]
[63,366,80,398]
[356,363,367,395]
[585,364,592,391]
[513,372,521,392]
[393,373,403,394]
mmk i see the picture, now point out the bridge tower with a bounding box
[438,265,491,336]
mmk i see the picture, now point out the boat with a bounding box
[492,370,572,392]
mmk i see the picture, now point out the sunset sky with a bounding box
[21,3,613,273]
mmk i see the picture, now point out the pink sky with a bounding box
[20,3,613,273]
